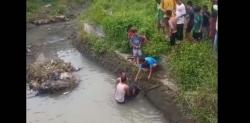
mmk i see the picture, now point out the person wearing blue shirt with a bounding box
[135,56,158,80]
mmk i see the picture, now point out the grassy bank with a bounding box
[27,0,85,22]
[78,0,217,123]
[168,41,217,123]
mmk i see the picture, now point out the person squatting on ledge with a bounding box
[135,56,158,81]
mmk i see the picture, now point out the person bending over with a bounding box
[135,56,158,80]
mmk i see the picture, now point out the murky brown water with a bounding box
[26,21,168,123]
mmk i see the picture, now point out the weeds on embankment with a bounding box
[168,41,217,123]
[78,0,217,123]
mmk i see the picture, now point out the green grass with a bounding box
[80,0,168,56]
[27,0,85,22]
[78,0,217,123]
[168,41,217,123]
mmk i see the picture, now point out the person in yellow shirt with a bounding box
[160,0,176,39]
[161,0,176,12]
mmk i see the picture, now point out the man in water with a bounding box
[135,56,158,81]
[114,74,129,104]
[114,72,140,104]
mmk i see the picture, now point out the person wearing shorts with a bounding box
[130,32,143,64]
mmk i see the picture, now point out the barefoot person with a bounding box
[135,56,158,81]
[130,28,143,64]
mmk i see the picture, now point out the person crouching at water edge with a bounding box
[135,56,158,81]
[114,72,140,104]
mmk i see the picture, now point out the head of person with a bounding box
[139,56,146,65]
[127,24,133,32]
[203,5,208,11]
[121,72,127,78]
[130,27,138,34]
[166,10,172,18]
[187,1,193,7]
[194,6,201,13]
[211,0,217,4]
[176,0,182,5]
[120,74,127,83]
[213,4,218,11]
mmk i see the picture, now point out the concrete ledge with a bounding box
[72,34,197,123]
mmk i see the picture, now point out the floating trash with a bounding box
[27,59,80,94]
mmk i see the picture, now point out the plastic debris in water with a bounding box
[63,92,69,95]
[75,67,82,71]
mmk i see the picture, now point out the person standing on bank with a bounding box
[175,0,186,41]
[166,10,177,45]
[201,5,211,39]
[130,28,143,64]
[213,4,218,51]
[185,1,194,41]
[155,0,165,33]
[160,0,176,38]
[192,6,203,41]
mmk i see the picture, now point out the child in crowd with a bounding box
[166,10,177,45]
[202,5,211,39]
[155,0,165,33]
[185,1,194,41]
[192,6,203,41]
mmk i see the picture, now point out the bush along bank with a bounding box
[77,0,217,123]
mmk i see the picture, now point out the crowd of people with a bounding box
[156,0,218,49]
[114,0,218,104]
[114,25,159,103]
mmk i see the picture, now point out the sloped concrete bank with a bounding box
[72,31,197,123]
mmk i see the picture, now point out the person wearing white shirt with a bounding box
[214,16,218,51]
[175,0,186,41]
[213,5,218,51]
